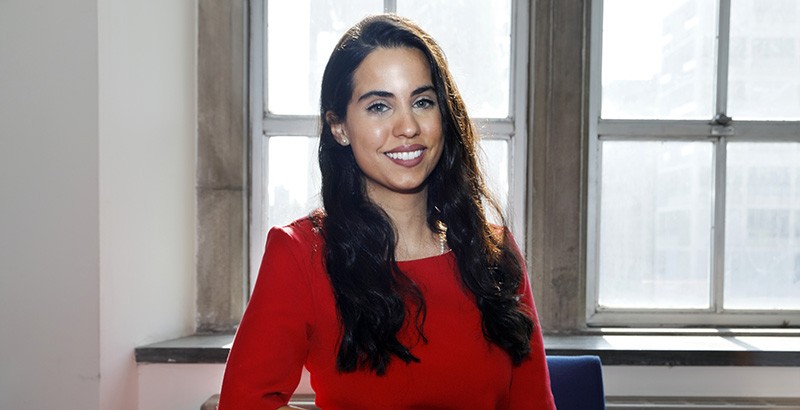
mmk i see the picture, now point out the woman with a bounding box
[219,14,555,409]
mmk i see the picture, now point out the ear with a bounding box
[325,111,350,146]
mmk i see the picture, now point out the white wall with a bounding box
[0,0,197,409]
[97,0,197,408]
[0,1,101,409]
[138,365,314,410]
[138,364,225,410]
[604,366,800,398]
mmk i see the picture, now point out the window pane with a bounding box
[724,143,800,309]
[728,0,800,120]
[267,0,382,115]
[478,138,509,218]
[266,136,321,228]
[602,0,715,119]
[598,141,713,309]
[398,0,511,118]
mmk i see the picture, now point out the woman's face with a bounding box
[331,47,444,202]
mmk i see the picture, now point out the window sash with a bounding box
[587,0,800,326]
[249,0,530,289]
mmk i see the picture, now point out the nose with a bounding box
[393,107,420,139]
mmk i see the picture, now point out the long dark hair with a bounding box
[318,14,534,375]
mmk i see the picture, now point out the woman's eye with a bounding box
[414,98,436,109]
[367,103,389,113]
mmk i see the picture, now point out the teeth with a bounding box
[386,150,423,161]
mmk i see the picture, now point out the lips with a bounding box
[384,144,426,166]
[385,150,423,160]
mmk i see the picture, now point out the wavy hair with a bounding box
[317,14,534,375]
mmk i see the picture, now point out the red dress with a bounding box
[219,217,556,409]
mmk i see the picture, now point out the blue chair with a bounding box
[547,355,606,410]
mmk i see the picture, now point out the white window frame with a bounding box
[248,0,531,286]
[586,0,800,327]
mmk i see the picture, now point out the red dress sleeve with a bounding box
[218,226,314,409]
[507,233,557,410]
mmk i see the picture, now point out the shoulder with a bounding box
[257,213,326,292]
[266,211,325,256]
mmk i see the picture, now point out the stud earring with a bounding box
[341,136,349,145]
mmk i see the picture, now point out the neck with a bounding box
[367,187,440,261]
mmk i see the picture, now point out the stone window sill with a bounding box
[135,329,800,366]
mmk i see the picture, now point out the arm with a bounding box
[506,233,557,410]
[508,276,557,409]
[218,226,314,409]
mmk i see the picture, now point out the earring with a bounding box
[334,126,349,146]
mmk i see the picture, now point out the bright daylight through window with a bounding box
[589,0,800,326]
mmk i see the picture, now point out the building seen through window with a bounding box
[591,0,800,324]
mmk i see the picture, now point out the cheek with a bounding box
[346,117,389,143]
[350,132,386,156]
[426,124,444,146]
[423,113,443,137]
[349,137,382,170]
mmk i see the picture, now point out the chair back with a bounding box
[546,355,605,410]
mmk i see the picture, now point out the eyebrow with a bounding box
[356,85,436,103]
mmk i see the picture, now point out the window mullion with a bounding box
[262,116,319,136]
[509,0,530,242]
[585,0,604,324]
[711,0,731,314]
[481,119,514,139]
[250,0,267,292]
[384,0,396,13]
[598,119,719,139]
[259,117,517,139]
[711,137,727,313]
[714,0,731,117]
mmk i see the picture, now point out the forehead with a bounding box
[350,47,433,95]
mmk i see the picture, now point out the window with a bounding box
[248,0,531,286]
[588,0,800,326]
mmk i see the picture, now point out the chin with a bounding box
[392,184,426,194]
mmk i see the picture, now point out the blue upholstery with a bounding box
[546,355,605,410]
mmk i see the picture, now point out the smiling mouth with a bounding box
[385,149,424,161]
